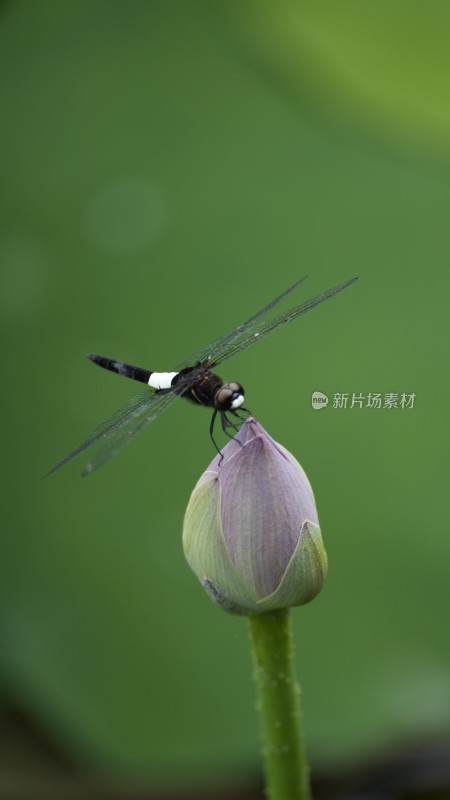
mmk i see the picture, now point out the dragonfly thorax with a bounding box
[175,369,244,412]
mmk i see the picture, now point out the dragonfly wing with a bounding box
[209,277,358,366]
[175,276,309,370]
[46,387,180,477]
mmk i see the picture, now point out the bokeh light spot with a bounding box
[0,238,49,321]
[83,178,169,256]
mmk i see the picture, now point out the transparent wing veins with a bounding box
[45,388,177,477]
[208,277,358,367]
[176,275,309,370]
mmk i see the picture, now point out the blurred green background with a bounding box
[1,0,449,796]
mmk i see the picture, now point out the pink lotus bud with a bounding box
[183,419,327,615]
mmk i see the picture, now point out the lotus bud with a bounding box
[182,419,327,615]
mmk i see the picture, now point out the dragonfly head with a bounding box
[215,382,245,412]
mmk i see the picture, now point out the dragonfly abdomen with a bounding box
[89,354,181,391]
[88,354,152,384]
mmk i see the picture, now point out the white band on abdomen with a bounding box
[148,371,178,390]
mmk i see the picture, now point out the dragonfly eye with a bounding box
[215,382,245,411]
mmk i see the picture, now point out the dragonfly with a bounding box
[47,276,358,476]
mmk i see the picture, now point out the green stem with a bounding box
[248,608,311,800]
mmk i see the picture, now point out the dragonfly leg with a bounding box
[222,413,241,435]
[209,409,224,460]
[231,407,251,423]
[209,410,244,464]
[221,413,244,449]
